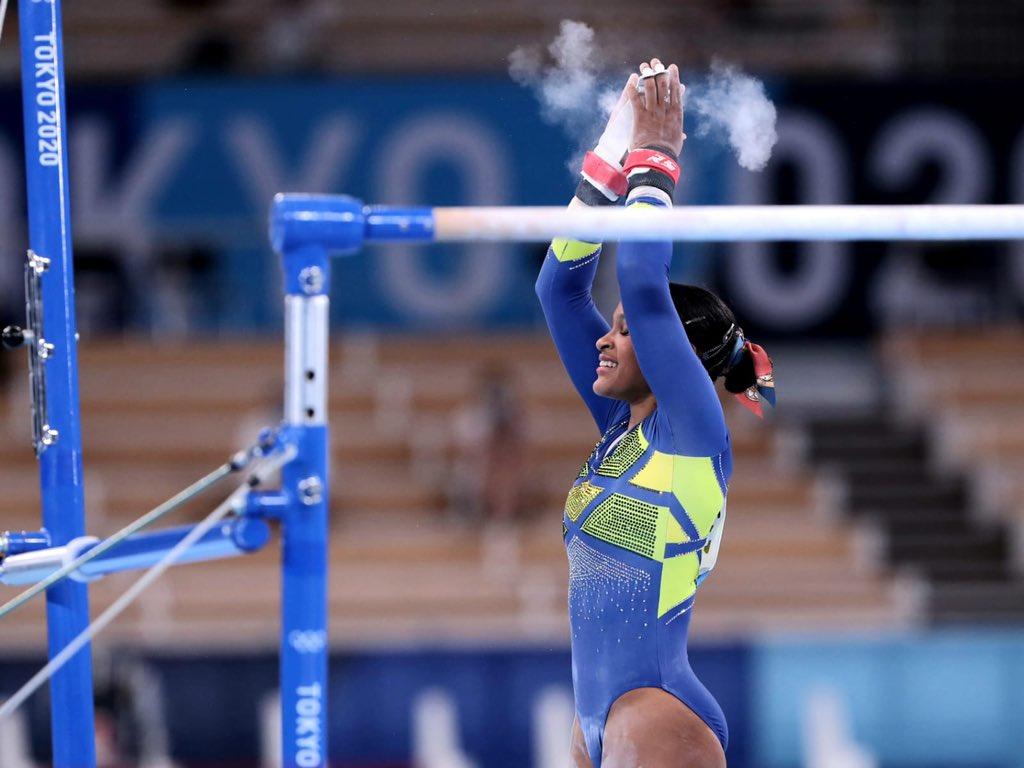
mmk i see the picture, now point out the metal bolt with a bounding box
[37,339,54,360]
[41,426,59,447]
[27,251,50,274]
[298,266,324,295]
[298,476,323,506]
[1,326,28,350]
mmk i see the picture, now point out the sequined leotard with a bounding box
[535,195,731,766]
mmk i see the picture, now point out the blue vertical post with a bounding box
[17,0,96,764]
[278,245,330,768]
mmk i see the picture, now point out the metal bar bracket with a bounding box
[2,250,59,455]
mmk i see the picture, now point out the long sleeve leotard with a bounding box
[536,193,732,766]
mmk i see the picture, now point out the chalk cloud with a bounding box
[510,22,779,173]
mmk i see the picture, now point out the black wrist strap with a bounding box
[641,143,679,158]
[627,145,678,198]
[627,170,676,198]
[575,177,619,207]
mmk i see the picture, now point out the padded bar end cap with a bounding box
[270,193,366,257]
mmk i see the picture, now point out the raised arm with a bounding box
[617,203,727,456]
[536,201,620,433]
[617,61,727,456]
[535,81,635,433]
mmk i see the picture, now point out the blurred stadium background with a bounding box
[1,1,1024,766]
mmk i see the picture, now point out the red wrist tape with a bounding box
[622,148,681,186]
[581,151,627,198]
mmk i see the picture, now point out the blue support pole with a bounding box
[17,0,97,763]
[277,244,330,768]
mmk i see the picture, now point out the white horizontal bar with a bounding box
[432,205,1024,242]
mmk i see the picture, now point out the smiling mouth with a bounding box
[596,360,618,375]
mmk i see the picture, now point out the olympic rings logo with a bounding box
[288,630,327,654]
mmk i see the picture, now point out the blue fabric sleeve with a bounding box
[616,197,728,456]
[536,238,624,433]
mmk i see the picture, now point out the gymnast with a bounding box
[535,59,775,768]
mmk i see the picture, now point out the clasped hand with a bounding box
[627,59,685,156]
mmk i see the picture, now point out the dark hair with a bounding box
[668,283,758,395]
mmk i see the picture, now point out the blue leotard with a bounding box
[536,194,732,766]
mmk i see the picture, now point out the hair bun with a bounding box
[722,346,758,394]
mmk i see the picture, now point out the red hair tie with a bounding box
[734,341,776,418]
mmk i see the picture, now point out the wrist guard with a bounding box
[623,146,680,197]
[577,151,627,206]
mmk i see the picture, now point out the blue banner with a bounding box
[0,77,732,333]
[2,77,1022,336]
[8,633,1024,766]
[751,631,1024,768]
[0,645,752,767]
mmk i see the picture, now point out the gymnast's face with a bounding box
[593,303,652,402]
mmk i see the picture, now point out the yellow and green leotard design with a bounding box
[537,194,731,766]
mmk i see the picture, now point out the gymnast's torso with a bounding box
[563,402,731,755]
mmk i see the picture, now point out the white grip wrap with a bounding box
[592,86,633,169]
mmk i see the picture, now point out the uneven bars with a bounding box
[270,195,1024,256]
[432,205,1024,242]
[0,445,296,723]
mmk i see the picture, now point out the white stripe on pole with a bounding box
[432,205,1024,242]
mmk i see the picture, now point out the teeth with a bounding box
[599,360,618,368]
